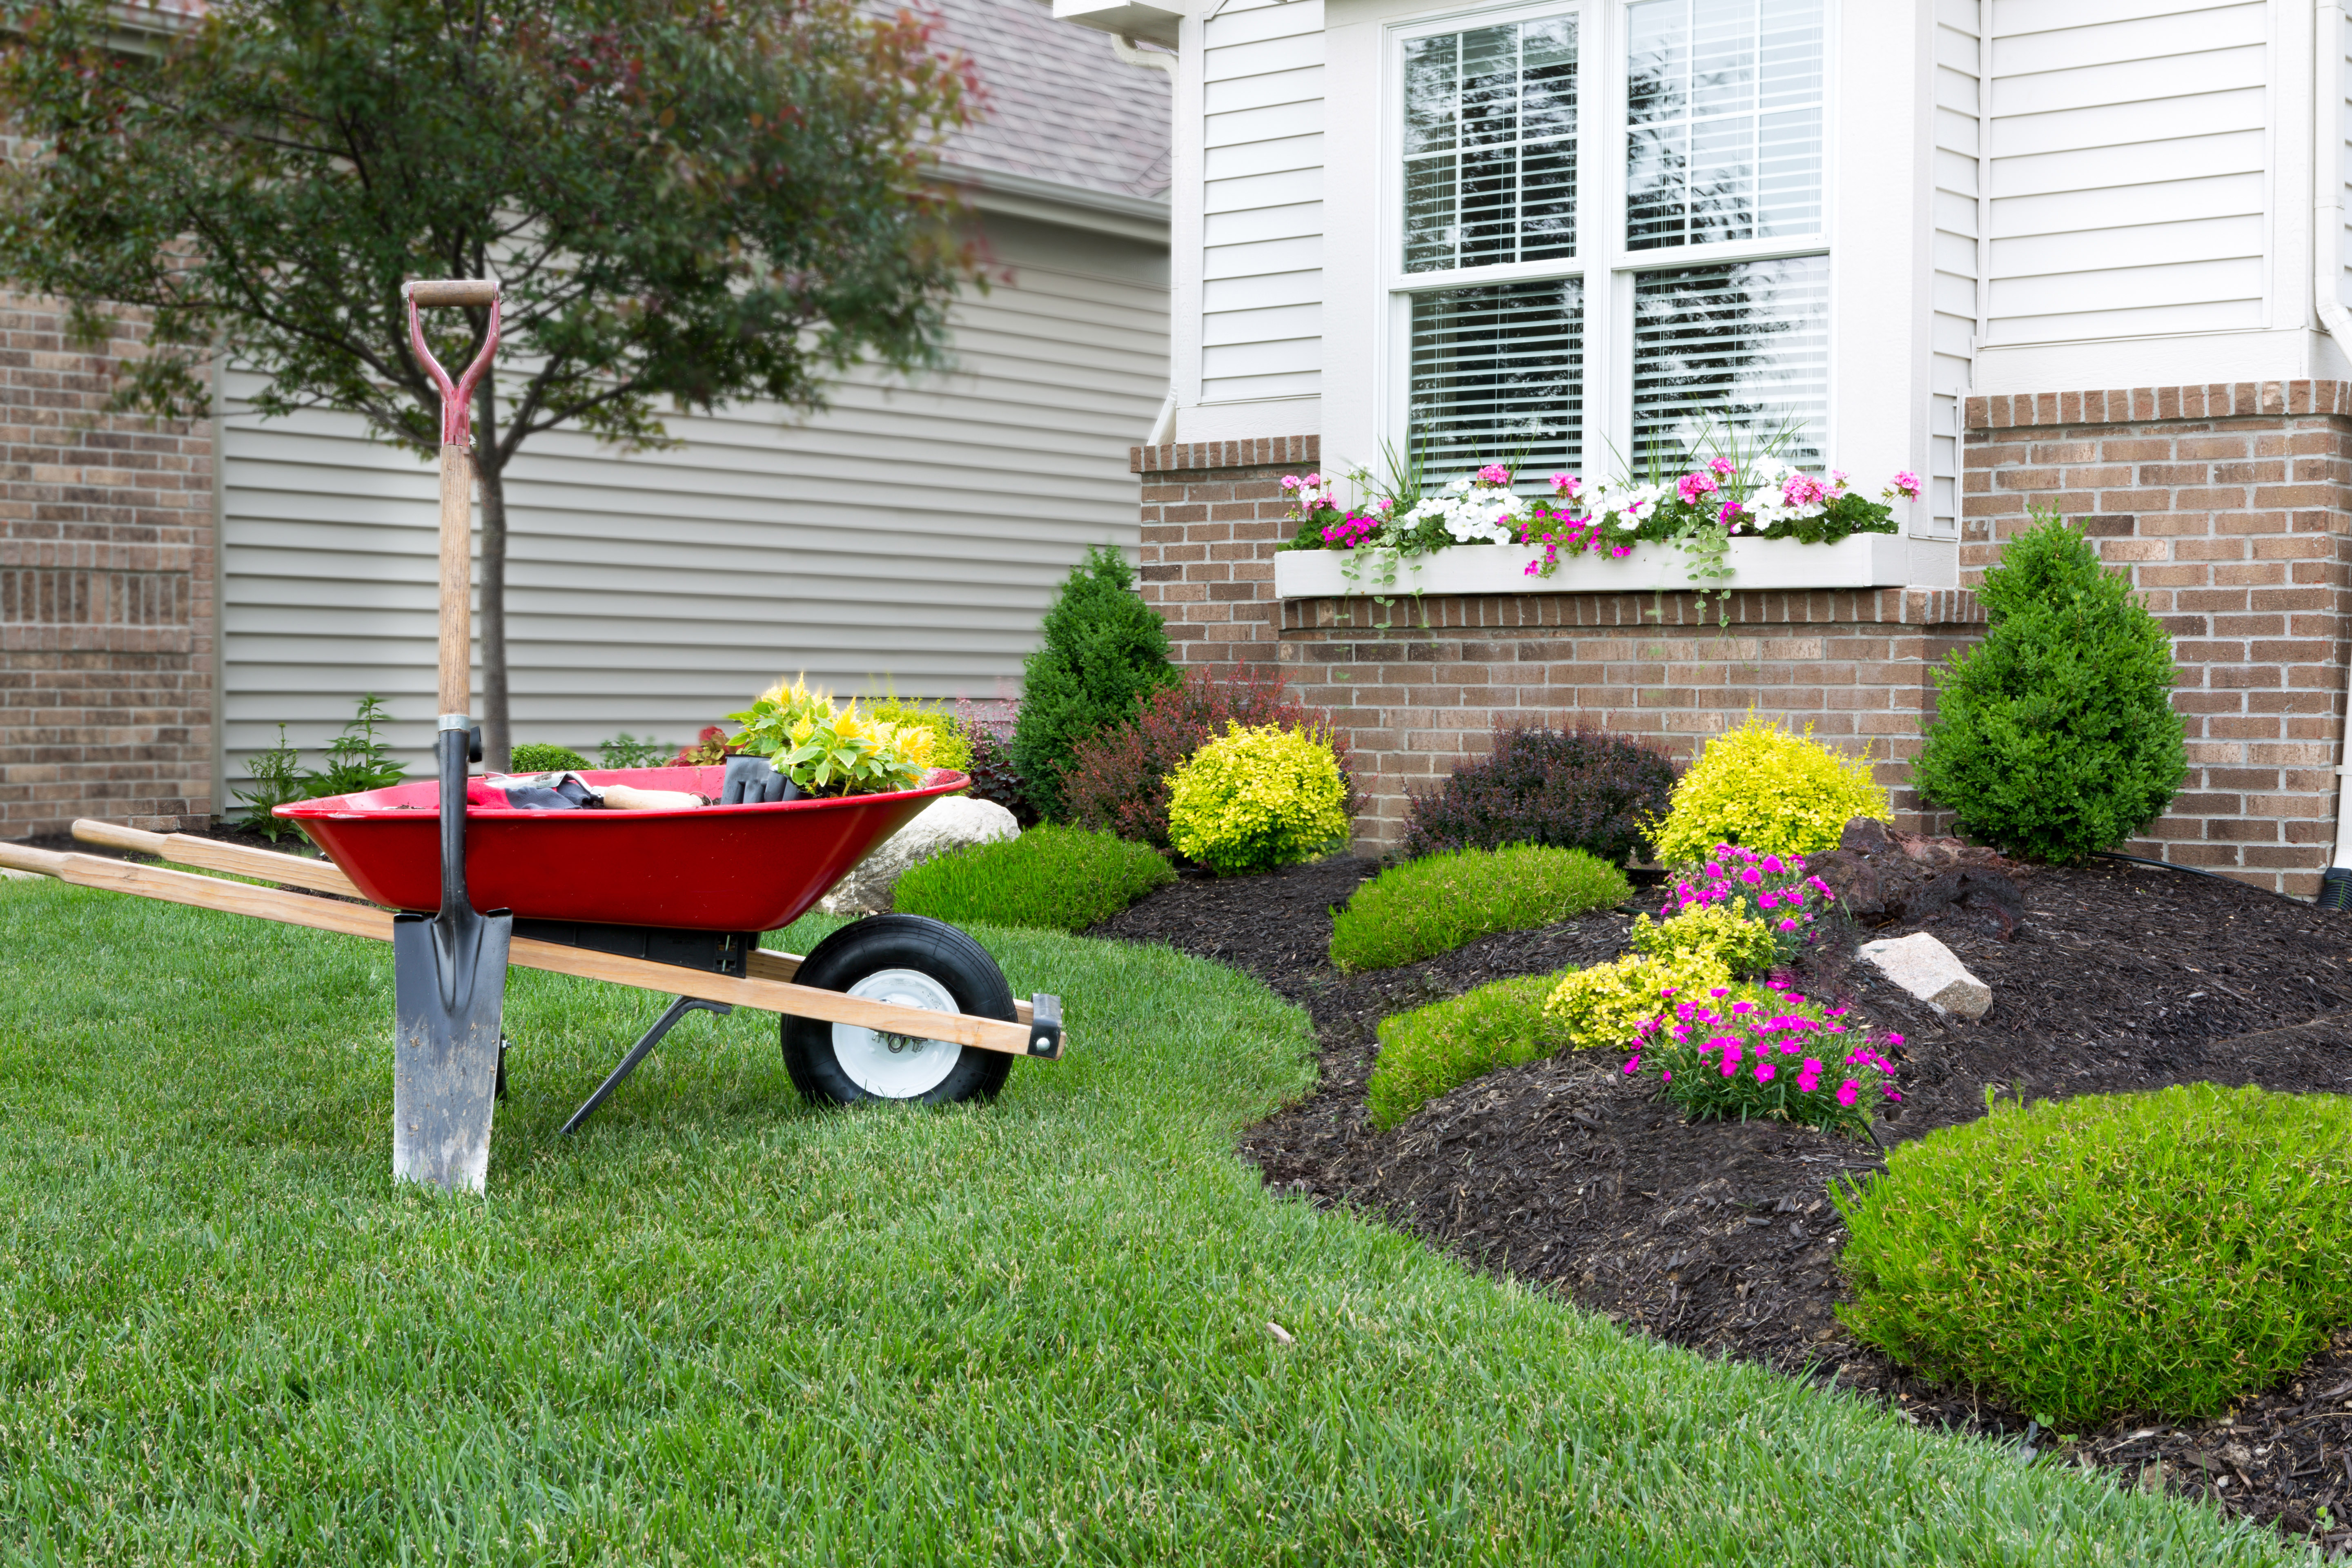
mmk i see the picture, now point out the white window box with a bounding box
[1272,531,1907,600]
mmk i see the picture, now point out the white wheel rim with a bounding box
[832,967,963,1099]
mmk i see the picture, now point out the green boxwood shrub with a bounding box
[891,824,1174,932]
[1913,506,2187,862]
[1330,844,1630,972]
[1010,546,1177,820]
[1834,1083,2352,1427]
[1367,971,1571,1129]
[510,742,591,773]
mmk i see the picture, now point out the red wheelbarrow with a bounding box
[1,776,1064,1139]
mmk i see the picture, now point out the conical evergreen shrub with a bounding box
[1914,506,2186,862]
[1011,545,1177,820]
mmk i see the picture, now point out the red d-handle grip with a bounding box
[404,278,501,446]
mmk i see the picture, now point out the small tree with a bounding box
[0,0,976,766]
[1914,507,2187,862]
[1010,545,1175,820]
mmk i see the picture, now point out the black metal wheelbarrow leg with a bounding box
[560,996,734,1135]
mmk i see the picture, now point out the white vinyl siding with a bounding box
[219,216,1168,779]
[2339,4,2352,304]
[1202,0,1325,403]
[1929,0,1979,539]
[1984,0,2269,345]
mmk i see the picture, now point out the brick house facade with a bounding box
[0,292,217,840]
[1136,390,2352,898]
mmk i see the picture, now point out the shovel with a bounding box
[390,278,512,1193]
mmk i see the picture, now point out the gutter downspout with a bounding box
[2317,0,2352,906]
[1109,32,1180,448]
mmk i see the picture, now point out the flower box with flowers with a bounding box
[1270,459,1922,606]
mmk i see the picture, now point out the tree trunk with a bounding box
[474,373,512,773]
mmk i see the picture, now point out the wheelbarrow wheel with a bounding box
[781,914,1016,1107]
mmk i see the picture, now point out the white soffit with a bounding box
[1051,0,1184,50]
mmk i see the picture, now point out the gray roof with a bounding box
[931,0,1172,201]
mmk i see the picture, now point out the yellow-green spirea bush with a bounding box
[1649,713,1890,864]
[1166,722,1351,876]
[1542,951,1734,1053]
[1628,899,1779,978]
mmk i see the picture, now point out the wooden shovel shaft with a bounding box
[440,441,473,717]
[0,845,1054,1057]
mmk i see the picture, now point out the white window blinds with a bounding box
[1408,279,1585,474]
[1626,0,1822,252]
[1631,256,1829,466]
[1403,17,1579,273]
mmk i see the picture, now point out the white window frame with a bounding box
[1378,0,1838,483]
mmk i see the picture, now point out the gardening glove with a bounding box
[721,754,798,805]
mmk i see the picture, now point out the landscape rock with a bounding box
[818,795,1018,915]
[1810,816,2028,937]
[1856,930,1992,1019]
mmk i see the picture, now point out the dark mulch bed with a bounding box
[1087,856,2352,1549]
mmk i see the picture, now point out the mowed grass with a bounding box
[0,878,2290,1565]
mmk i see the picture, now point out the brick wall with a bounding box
[1133,439,1986,853]
[1963,381,2352,897]
[0,292,216,839]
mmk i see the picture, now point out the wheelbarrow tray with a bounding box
[279,765,967,931]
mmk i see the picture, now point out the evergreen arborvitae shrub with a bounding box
[1914,508,2186,863]
[1011,546,1177,820]
[1402,726,1678,866]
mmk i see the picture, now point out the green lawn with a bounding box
[0,877,2290,1564]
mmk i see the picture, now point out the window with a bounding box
[1393,0,1829,483]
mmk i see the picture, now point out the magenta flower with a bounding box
[1624,1055,1641,1074]
[1477,463,1510,485]
[1754,1062,1775,1083]
[1661,1069,1672,1084]
[1677,472,1719,502]
[1836,1080,1860,1107]
[1779,918,1799,931]
[1759,890,1782,911]
[1707,457,1735,476]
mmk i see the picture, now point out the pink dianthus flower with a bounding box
[1836,1080,1860,1107]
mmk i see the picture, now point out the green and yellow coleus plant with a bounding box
[727,676,940,796]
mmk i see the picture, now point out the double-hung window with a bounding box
[1391,0,1829,484]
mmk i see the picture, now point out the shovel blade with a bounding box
[392,907,513,1192]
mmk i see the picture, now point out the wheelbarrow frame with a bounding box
[0,822,1066,1132]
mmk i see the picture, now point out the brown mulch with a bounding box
[1086,854,2352,1548]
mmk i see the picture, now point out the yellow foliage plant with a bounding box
[1542,951,1735,1054]
[1167,721,1351,876]
[727,677,938,796]
[1628,899,1780,979]
[1650,712,1890,864]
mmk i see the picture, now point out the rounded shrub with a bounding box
[1330,844,1630,972]
[1834,1083,2352,1427]
[1913,507,2186,862]
[1063,666,1358,849]
[867,697,973,775]
[1626,900,1778,978]
[1010,546,1177,820]
[891,824,1174,932]
[1166,722,1350,876]
[1541,951,1734,1053]
[1649,713,1889,864]
[1368,970,1572,1129]
[1402,726,1677,865]
[509,742,591,773]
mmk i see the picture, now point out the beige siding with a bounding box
[1201,0,1324,403]
[1930,0,1981,539]
[1984,0,2269,345]
[220,213,1169,776]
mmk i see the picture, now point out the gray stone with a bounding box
[818,795,1020,915]
[1857,930,1992,1020]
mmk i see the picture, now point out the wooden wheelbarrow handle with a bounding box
[71,819,366,900]
[0,845,1057,1058]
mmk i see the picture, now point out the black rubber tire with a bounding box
[780,914,1016,1107]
